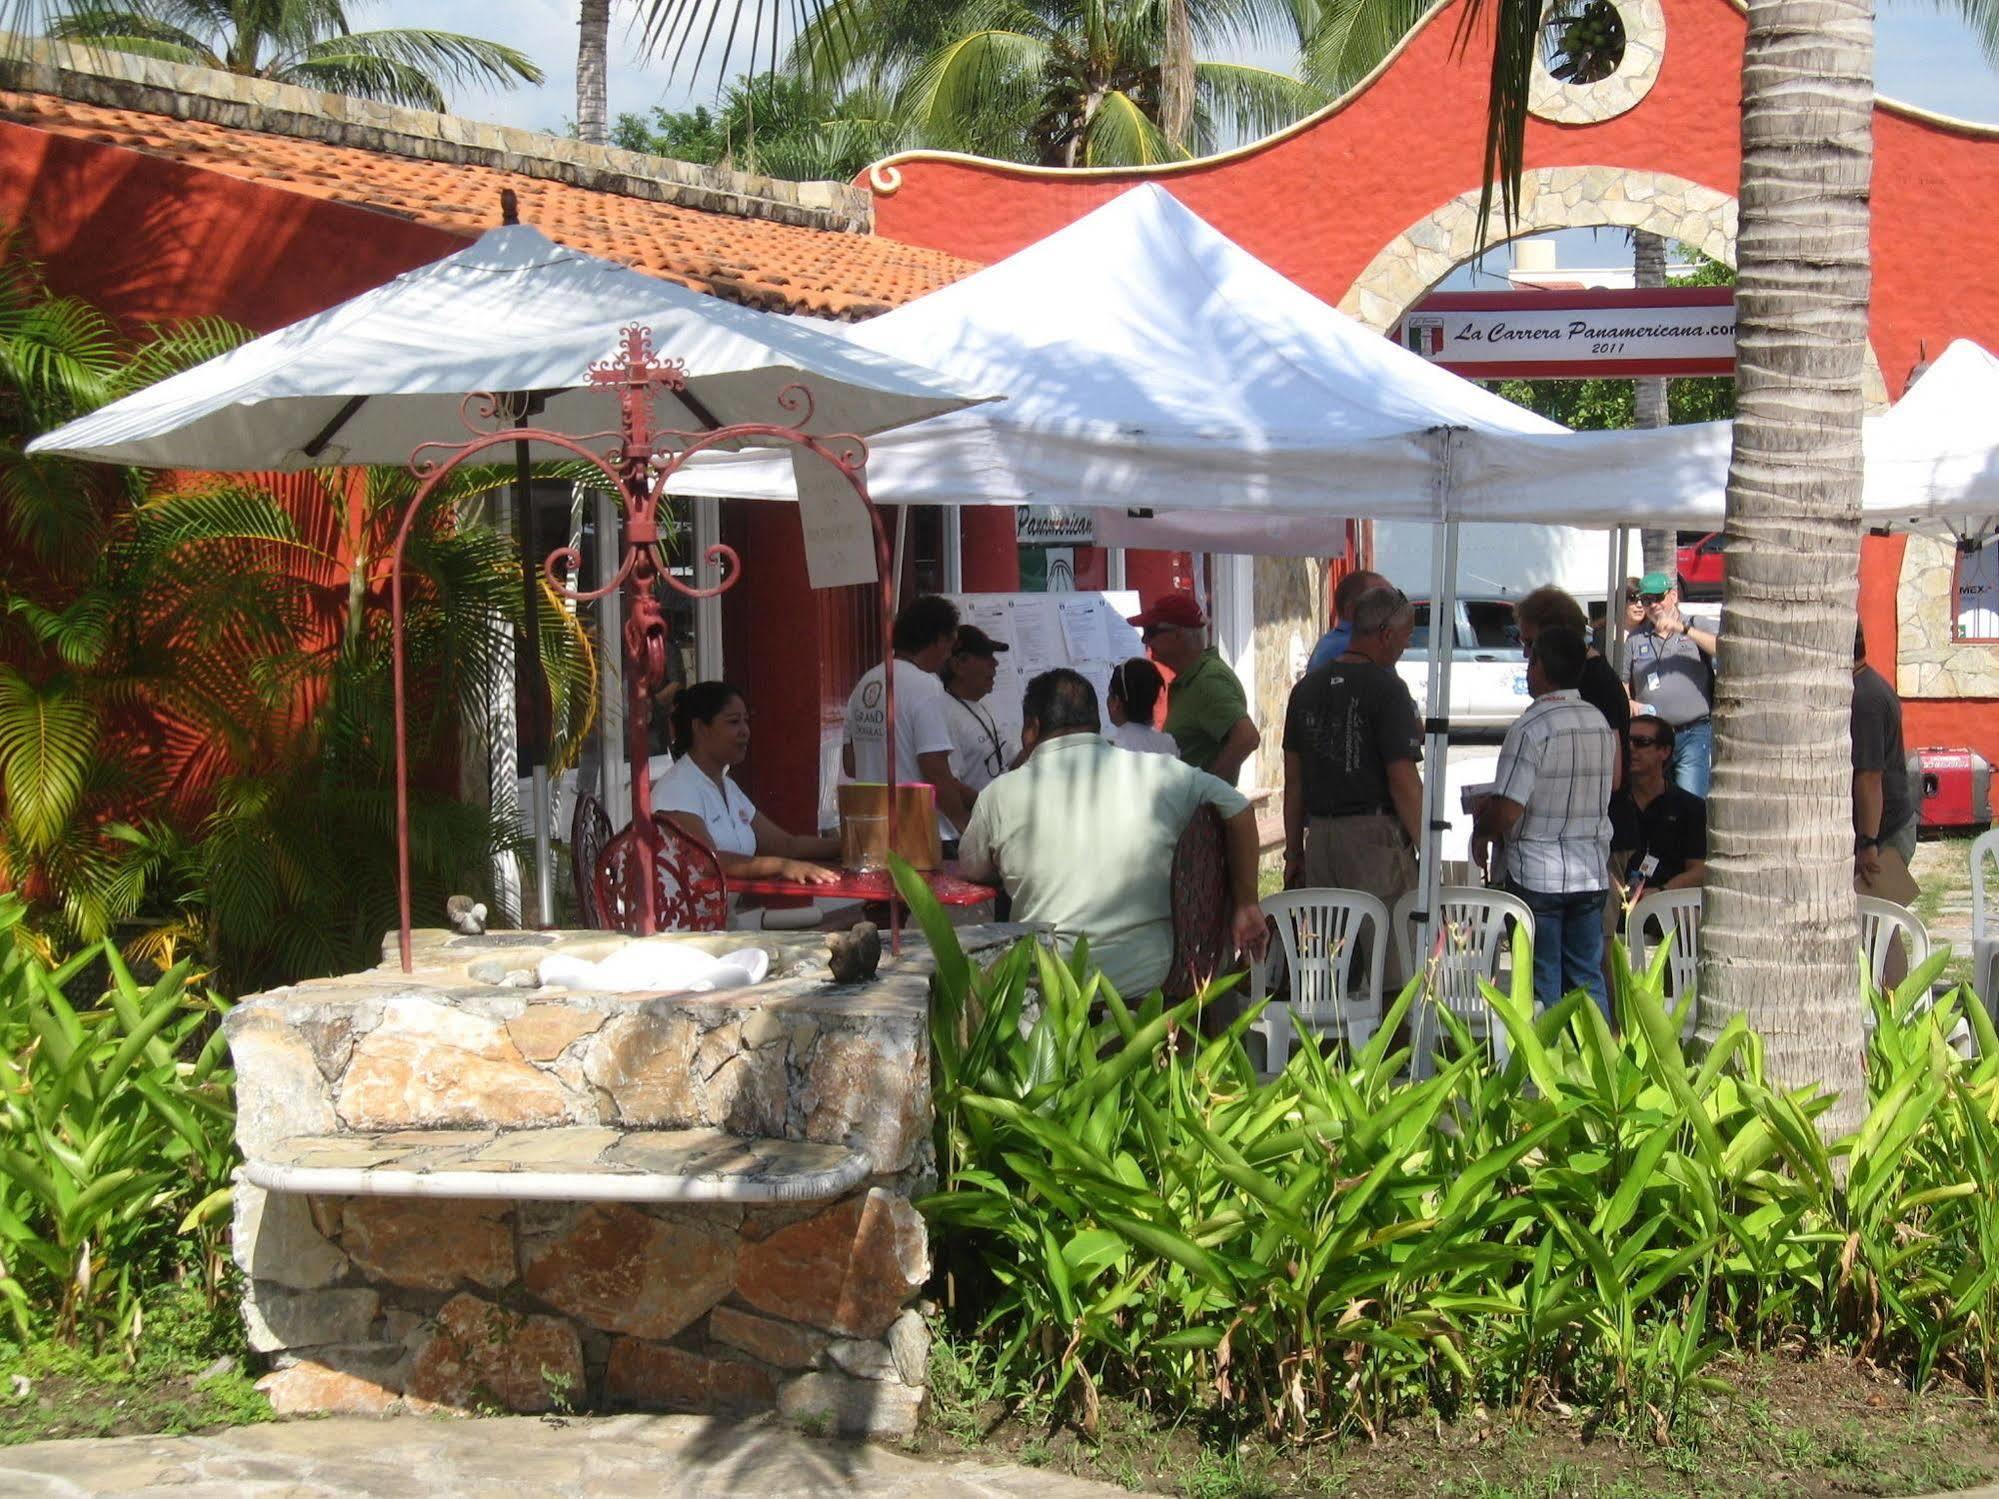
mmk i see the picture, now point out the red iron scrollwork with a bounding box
[388,325,900,970]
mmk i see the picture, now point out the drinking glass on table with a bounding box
[845,814,889,872]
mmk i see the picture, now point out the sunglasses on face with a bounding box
[1628,734,1666,748]
[1143,625,1177,641]
[1638,594,1667,605]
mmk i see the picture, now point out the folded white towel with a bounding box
[537,942,771,994]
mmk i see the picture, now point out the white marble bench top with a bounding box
[242,1126,871,1204]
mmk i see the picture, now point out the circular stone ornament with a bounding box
[1528,0,1666,124]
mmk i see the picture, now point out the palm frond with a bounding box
[297,28,544,90]
[1299,0,1428,93]
[113,316,249,397]
[1457,0,1543,242]
[275,53,448,109]
[1192,58,1329,146]
[1082,87,1185,164]
[0,667,98,855]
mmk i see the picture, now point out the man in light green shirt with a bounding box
[957,669,1268,999]
[1128,591,1259,785]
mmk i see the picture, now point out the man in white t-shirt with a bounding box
[843,595,977,838]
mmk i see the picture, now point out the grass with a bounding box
[913,1331,1999,1498]
[0,1279,271,1446]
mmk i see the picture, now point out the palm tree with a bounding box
[1455,0,1877,1129]
[45,0,543,110]
[792,0,1328,167]
[579,0,613,143]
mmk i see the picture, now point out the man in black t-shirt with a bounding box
[1609,716,1708,895]
[1282,586,1424,984]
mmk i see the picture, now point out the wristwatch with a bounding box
[1857,835,1881,851]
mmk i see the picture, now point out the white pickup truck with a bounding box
[1395,598,1534,739]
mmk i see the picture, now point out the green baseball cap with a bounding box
[1638,571,1673,596]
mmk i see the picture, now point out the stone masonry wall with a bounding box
[226,927,984,1437]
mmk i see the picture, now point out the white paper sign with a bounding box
[790,450,878,590]
[1058,600,1110,663]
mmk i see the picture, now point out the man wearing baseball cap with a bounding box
[1128,591,1259,786]
[940,624,1014,800]
[1624,571,1719,796]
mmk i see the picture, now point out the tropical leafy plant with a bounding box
[44,0,543,110]
[0,235,595,990]
[900,858,1999,1440]
[0,896,236,1351]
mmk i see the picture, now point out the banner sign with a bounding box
[790,449,878,590]
[1017,505,1096,546]
[1398,288,1735,379]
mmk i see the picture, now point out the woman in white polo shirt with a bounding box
[658,682,841,883]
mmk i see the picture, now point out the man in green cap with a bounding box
[1624,570,1719,796]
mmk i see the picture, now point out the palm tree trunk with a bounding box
[1701,0,1873,1139]
[577,0,613,146]
[1160,0,1195,149]
[1632,230,1675,577]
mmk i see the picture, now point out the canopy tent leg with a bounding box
[512,420,556,928]
[1609,529,1632,674]
[1415,518,1462,987]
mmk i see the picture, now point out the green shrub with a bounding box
[900,861,1999,1441]
[0,896,236,1352]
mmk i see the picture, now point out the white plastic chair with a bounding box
[1391,887,1533,1076]
[1626,889,1702,1040]
[1247,889,1390,1071]
[1855,896,1973,1055]
[1972,829,1999,1022]
[1858,894,1931,991]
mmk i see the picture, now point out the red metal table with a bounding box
[724,866,997,907]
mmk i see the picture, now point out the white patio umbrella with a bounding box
[29,222,995,926]
[27,223,986,468]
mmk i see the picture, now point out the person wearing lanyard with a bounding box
[657,682,841,884]
[1624,570,1719,797]
[940,625,1013,802]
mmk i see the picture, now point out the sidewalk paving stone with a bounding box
[0,1412,1137,1497]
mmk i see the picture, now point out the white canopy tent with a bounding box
[673,183,1999,979]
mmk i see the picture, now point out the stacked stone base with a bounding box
[223,927,1008,1438]
[248,1186,930,1436]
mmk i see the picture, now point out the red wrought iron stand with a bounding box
[385,326,904,971]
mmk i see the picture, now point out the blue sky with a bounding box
[413,1,1998,137]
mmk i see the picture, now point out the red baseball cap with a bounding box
[1128,591,1206,631]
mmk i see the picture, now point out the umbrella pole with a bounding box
[514,418,556,927]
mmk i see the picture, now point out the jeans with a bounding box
[1511,884,1611,1023]
[1669,718,1713,798]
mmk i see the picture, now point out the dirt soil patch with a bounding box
[915,1349,1999,1497]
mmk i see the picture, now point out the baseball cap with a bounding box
[1638,571,1673,596]
[1127,591,1206,630]
[954,625,1010,658]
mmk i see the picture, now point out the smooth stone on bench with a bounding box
[243,1126,873,1203]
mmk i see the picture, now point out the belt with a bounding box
[1672,715,1712,730]
[1308,808,1396,821]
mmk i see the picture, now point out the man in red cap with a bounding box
[1129,591,1259,786]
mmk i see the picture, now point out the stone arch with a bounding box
[1337,165,1888,406]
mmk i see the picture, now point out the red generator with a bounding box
[1907,747,1994,830]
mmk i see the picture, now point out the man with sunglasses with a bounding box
[1609,716,1708,899]
[1624,571,1720,797]
[1128,591,1259,786]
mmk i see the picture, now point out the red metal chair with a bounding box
[569,791,615,929]
[590,813,729,933]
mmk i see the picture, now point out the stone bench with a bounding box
[242,1126,873,1204]
[225,923,1020,1438]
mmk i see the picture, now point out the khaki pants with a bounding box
[1304,813,1418,989]
[1857,828,1921,992]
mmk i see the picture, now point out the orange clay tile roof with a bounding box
[0,91,984,320]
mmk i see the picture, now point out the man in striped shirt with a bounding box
[1471,627,1617,1021]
